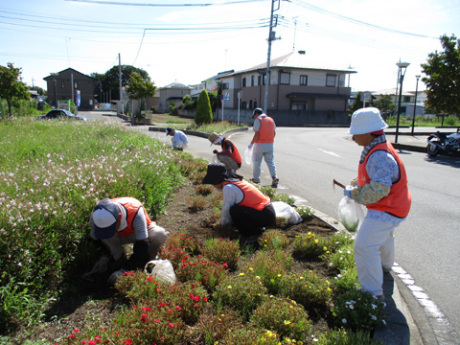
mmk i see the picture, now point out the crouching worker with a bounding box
[345,107,411,300]
[86,197,169,284]
[166,127,188,150]
[201,163,276,247]
[208,132,242,173]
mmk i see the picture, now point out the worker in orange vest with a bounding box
[201,163,276,247]
[86,197,169,284]
[344,107,411,300]
[248,108,279,188]
[208,132,242,172]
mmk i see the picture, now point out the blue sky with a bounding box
[1,0,459,92]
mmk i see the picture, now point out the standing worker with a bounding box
[166,127,188,150]
[201,163,276,246]
[208,132,242,173]
[248,108,279,188]
[87,197,169,284]
[344,107,411,300]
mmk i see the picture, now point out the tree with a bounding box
[0,63,30,117]
[126,72,156,118]
[102,65,150,101]
[374,94,395,114]
[421,34,460,117]
[181,94,195,110]
[348,92,364,114]
[195,89,213,125]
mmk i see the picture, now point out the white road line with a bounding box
[318,148,342,157]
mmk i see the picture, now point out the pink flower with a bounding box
[155,318,161,323]
[176,305,181,311]
[142,306,151,311]
[73,328,80,333]
[167,322,175,328]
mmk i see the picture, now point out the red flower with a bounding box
[142,306,151,311]
[160,302,166,307]
[123,340,132,345]
[88,341,96,345]
[155,318,161,323]
[81,341,87,345]
[73,328,80,333]
[203,297,208,302]
[69,334,75,339]
[167,322,175,328]
[176,305,181,311]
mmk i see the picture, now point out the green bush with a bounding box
[195,89,213,125]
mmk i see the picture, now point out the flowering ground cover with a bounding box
[0,118,385,345]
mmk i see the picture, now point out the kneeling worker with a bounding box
[88,197,169,284]
[208,132,242,172]
[201,163,276,245]
[166,127,188,150]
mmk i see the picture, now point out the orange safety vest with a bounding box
[223,181,270,211]
[358,142,411,218]
[256,116,275,144]
[111,197,152,237]
[222,138,242,165]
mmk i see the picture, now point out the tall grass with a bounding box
[0,118,186,331]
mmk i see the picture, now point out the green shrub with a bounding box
[194,89,213,125]
[202,237,240,271]
[213,274,268,320]
[250,297,312,342]
[332,289,386,331]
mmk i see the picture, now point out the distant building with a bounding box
[44,68,95,110]
[372,88,426,116]
[156,82,193,113]
[212,50,357,126]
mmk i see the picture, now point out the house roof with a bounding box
[43,67,93,80]
[287,92,349,100]
[221,51,357,78]
[160,82,193,90]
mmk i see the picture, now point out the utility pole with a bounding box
[264,0,280,112]
[118,53,123,115]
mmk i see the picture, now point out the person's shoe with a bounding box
[250,178,261,184]
[382,266,392,273]
[240,235,260,250]
[271,177,279,188]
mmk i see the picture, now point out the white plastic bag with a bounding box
[272,201,302,225]
[144,259,177,284]
[244,146,253,165]
[338,196,366,232]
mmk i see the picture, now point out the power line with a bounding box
[64,0,265,7]
[288,0,438,39]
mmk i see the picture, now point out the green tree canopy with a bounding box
[0,63,30,117]
[374,94,395,114]
[421,34,460,116]
[195,89,213,125]
[100,65,150,101]
[126,72,156,118]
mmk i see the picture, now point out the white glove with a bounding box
[108,269,126,285]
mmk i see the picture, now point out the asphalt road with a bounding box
[83,111,460,341]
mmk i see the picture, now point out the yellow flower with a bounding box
[284,320,291,325]
[323,246,328,251]
[221,314,225,317]
[227,285,232,289]
[249,267,254,272]
[239,272,245,276]
[314,239,319,244]
[277,274,282,278]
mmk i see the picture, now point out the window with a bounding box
[300,75,308,85]
[251,75,255,86]
[249,100,253,109]
[280,72,290,85]
[262,73,267,85]
[403,96,411,103]
[222,82,229,90]
[291,102,308,111]
[242,77,246,87]
[242,101,247,109]
[258,75,261,85]
[326,74,337,87]
[74,81,78,89]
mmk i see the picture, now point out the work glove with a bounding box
[213,149,218,154]
[344,185,356,199]
[248,143,253,149]
[82,256,110,281]
[108,268,126,285]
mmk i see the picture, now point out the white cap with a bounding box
[348,107,388,135]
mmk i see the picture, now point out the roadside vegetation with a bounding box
[0,118,387,344]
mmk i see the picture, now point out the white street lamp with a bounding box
[395,61,410,144]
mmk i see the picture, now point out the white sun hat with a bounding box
[348,107,388,135]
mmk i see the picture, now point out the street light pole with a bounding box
[411,75,421,136]
[394,61,410,144]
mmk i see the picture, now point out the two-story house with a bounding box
[214,50,356,126]
[157,82,193,113]
[44,68,95,110]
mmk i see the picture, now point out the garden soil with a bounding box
[20,181,337,344]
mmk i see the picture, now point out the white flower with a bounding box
[371,315,377,321]
[371,304,377,310]
[342,318,347,324]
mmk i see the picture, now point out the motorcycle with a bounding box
[426,129,460,156]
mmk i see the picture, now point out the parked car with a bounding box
[37,109,89,121]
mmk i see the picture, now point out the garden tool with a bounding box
[332,179,345,190]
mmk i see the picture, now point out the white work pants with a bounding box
[354,216,397,296]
